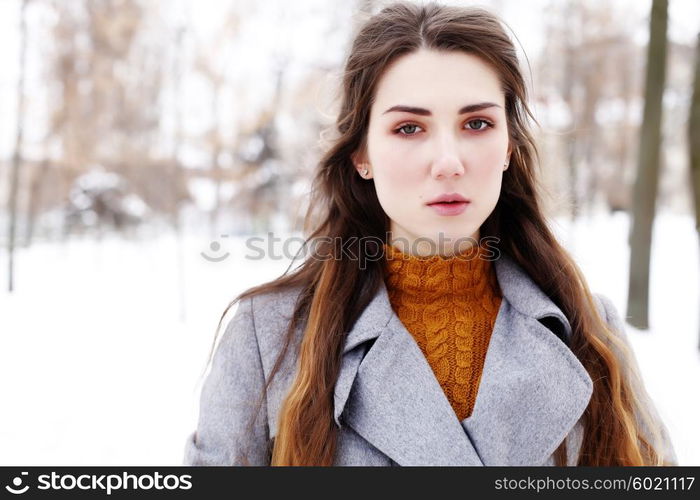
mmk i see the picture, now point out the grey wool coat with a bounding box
[183,253,677,466]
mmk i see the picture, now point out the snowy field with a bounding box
[0,211,698,465]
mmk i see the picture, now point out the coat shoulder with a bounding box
[248,284,304,320]
[589,291,678,465]
[246,284,306,352]
[591,292,616,324]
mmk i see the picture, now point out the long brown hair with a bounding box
[209,1,670,466]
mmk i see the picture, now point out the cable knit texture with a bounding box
[383,242,502,421]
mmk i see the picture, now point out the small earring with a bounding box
[503,162,509,171]
[359,164,370,178]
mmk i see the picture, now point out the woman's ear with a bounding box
[352,153,372,179]
[351,152,365,169]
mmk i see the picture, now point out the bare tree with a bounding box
[39,0,166,240]
[7,0,29,292]
[627,0,668,329]
[689,33,700,349]
[193,11,240,238]
[561,0,582,221]
[538,0,640,219]
[604,39,638,213]
[171,15,188,322]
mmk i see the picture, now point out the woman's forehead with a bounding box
[372,49,506,115]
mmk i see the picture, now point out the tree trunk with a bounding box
[24,158,49,247]
[171,21,187,323]
[7,0,29,292]
[627,0,668,329]
[563,1,580,222]
[689,33,700,349]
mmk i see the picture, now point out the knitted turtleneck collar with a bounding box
[382,242,502,300]
[381,241,503,421]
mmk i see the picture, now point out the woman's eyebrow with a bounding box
[382,102,500,116]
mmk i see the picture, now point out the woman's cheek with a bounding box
[374,163,420,214]
[384,165,424,208]
[386,161,420,184]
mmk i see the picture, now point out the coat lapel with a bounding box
[333,253,593,466]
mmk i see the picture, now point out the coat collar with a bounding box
[333,253,592,465]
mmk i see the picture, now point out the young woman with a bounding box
[184,2,676,466]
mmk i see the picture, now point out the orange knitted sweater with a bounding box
[383,242,503,421]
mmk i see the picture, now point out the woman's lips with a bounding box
[427,201,470,216]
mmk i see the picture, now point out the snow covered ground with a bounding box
[0,211,698,465]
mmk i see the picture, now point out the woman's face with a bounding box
[355,49,511,257]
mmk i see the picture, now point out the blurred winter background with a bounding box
[0,0,699,465]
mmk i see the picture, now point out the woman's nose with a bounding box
[430,137,465,179]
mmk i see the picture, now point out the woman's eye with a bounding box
[396,124,421,135]
[466,119,491,131]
